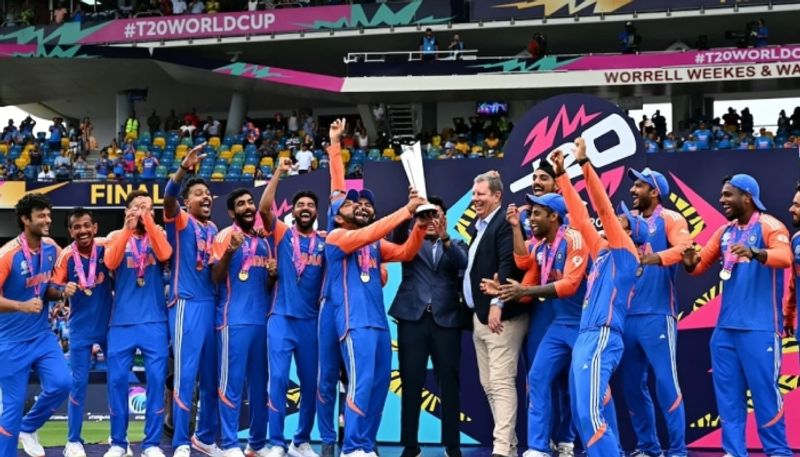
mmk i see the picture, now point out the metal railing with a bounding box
[344,49,479,64]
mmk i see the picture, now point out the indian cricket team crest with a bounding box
[557,251,564,261]
[19,260,29,275]
[536,251,545,263]
[794,244,800,256]
[748,235,757,244]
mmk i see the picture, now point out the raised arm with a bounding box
[164,143,206,219]
[143,212,173,262]
[507,204,528,259]
[379,219,427,262]
[328,118,346,197]
[259,157,293,231]
[552,149,603,258]
[327,207,415,255]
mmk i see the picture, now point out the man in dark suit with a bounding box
[389,196,468,457]
[462,171,527,457]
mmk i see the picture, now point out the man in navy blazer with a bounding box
[389,196,468,457]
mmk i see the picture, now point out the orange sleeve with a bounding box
[104,229,133,271]
[143,212,173,262]
[657,212,693,266]
[327,143,346,195]
[553,230,590,298]
[556,172,605,258]
[783,267,797,329]
[211,229,233,262]
[326,207,413,255]
[517,267,539,304]
[52,246,73,286]
[514,240,536,270]
[0,247,15,291]
[691,225,724,276]
[163,207,189,231]
[582,162,637,258]
[379,222,425,262]
[273,220,289,245]
[761,217,792,269]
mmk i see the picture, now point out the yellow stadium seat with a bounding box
[152,137,166,149]
[260,157,274,168]
[0,143,7,154]
[341,149,350,163]
[208,136,221,149]
[242,165,256,174]
[278,150,291,159]
[230,144,243,154]
[220,149,233,161]
[15,157,29,168]
[211,172,225,181]
[124,131,138,141]
[135,151,146,161]
[382,148,395,159]
[61,138,70,148]
[23,144,34,153]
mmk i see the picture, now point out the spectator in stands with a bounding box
[55,162,71,181]
[203,116,221,137]
[723,107,740,133]
[752,18,768,47]
[356,128,369,149]
[734,131,752,149]
[28,144,43,175]
[484,131,500,154]
[302,115,315,137]
[49,117,66,151]
[20,115,35,139]
[639,115,654,136]
[527,34,542,59]
[206,0,220,13]
[124,111,139,140]
[2,120,17,142]
[147,110,161,134]
[140,149,159,181]
[652,110,667,138]
[243,121,259,144]
[113,157,126,178]
[179,119,196,139]
[38,165,55,181]
[777,110,790,133]
[5,159,19,179]
[675,120,690,141]
[755,130,774,149]
[294,143,314,174]
[447,33,464,60]
[420,28,438,60]
[682,134,699,152]
[785,136,797,148]
[165,109,180,131]
[454,136,470,156]
[52,2,68,24]
[123,144,136,174]
[184,107,200,127]
[663,132,679,151]
[790,107,800,132]
[740,108,754,134]
[247,0,258,11]
[54,149,71,169]
[288,111,299,133]
[96,152,111,180]
[693,122,712,149]
[716,133,732,149]
[619,21,639,53]
[107,138,121,160]
[644,132,659,153]
[172,0,187,14]
[189,0,204,13]
[72,4,84,22]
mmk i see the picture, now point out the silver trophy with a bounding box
[400,141,438,217]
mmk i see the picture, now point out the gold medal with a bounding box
[538,297,545,303]
[239,270,249,281]
[84,288,93,296]
[719,269,731,281]
[360,272,370,283]
[137,277,145,287]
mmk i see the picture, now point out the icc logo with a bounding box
[128,386,147,414]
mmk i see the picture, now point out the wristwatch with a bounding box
[750,247,762,260]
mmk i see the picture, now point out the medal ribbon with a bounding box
[721,211,760,275]
[358,244,372,279]
[128,234,150,279]
[18,234,45,297]
[189,215,214,269]
[235,226,259,275]
[539,226,567,287]
[70,241,97,289]
[291,226,317,277]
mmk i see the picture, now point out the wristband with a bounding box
[577,158,590,166]
[165,178,181,199]
[180,164,193,172]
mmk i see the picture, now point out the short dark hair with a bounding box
[428,195,447,213]
[182,177,210,200]
[15,193,52,230]
[227,188,253,211]
[66,207,94,228]
[125,190,150,208]
[796,181,800,193]
[292,190,319,207]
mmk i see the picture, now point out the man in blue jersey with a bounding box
[50,208,112,457]
[163,144,222,457]
[622,168,692,457]
[258,157,325,457]
[0,193,69,457]
[552,141,643,457]
[683,174,792,457]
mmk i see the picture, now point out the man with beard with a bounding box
[258,158,325,457]
[163,144,222,457]
[683,175,792,457]
[784,183,800,356]
[0,193,69,457]
[50,208,112,457]
[212,189,275,457]
[620,168,691,457]
[551,140,643,457]
[482,193,588,457]
[326,187,429,457]
[104,191,173,457]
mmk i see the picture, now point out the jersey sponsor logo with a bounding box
[573,255,583,266]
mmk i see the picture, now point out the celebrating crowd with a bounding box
[0,120,796,457]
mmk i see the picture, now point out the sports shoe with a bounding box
[557,442,575,457]
[142,447,166,457]
[289,443,318,457]
[19,432,45,457]
[64,442,87,457]
[267,447,287,457]
[522,451,550,457]
[192,436,225,457]
[245,446,272,457]
[173,446,191,457]
[400,447,421,457]
[104,446,129,457]
[106,437,133,457]
[320,444,335,457]
[340,451,365,457]
[224,449,245,457]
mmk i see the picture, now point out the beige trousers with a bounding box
[472,312,529,457]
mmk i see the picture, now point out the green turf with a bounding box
[21,421,146,448]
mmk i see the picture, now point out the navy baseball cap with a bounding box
[617,201,649,246]
[326,190,361,231]
[628,167,669,196]
[526,193,567,220]
[357,188,375,206]
[727,174,766,211]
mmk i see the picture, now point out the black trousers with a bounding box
[397,310,462,448]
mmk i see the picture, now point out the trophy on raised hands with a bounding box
[400,141,438,217]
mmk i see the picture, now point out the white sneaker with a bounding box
[340,451,366,457]
[557,442,575,457]
[105,446,129,457]
[107,437,133,457]
[522,451,550,457]
[142,447,166,457]
[173,446,191,457]
[267,448,287,457]
[223,449,245,457]
[64,442,88,457]
[192,436,225,457]
[288,444,318,457]
[19,432,45,457]
[244,446,271,457]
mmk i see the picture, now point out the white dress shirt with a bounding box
[462,205,501,309]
